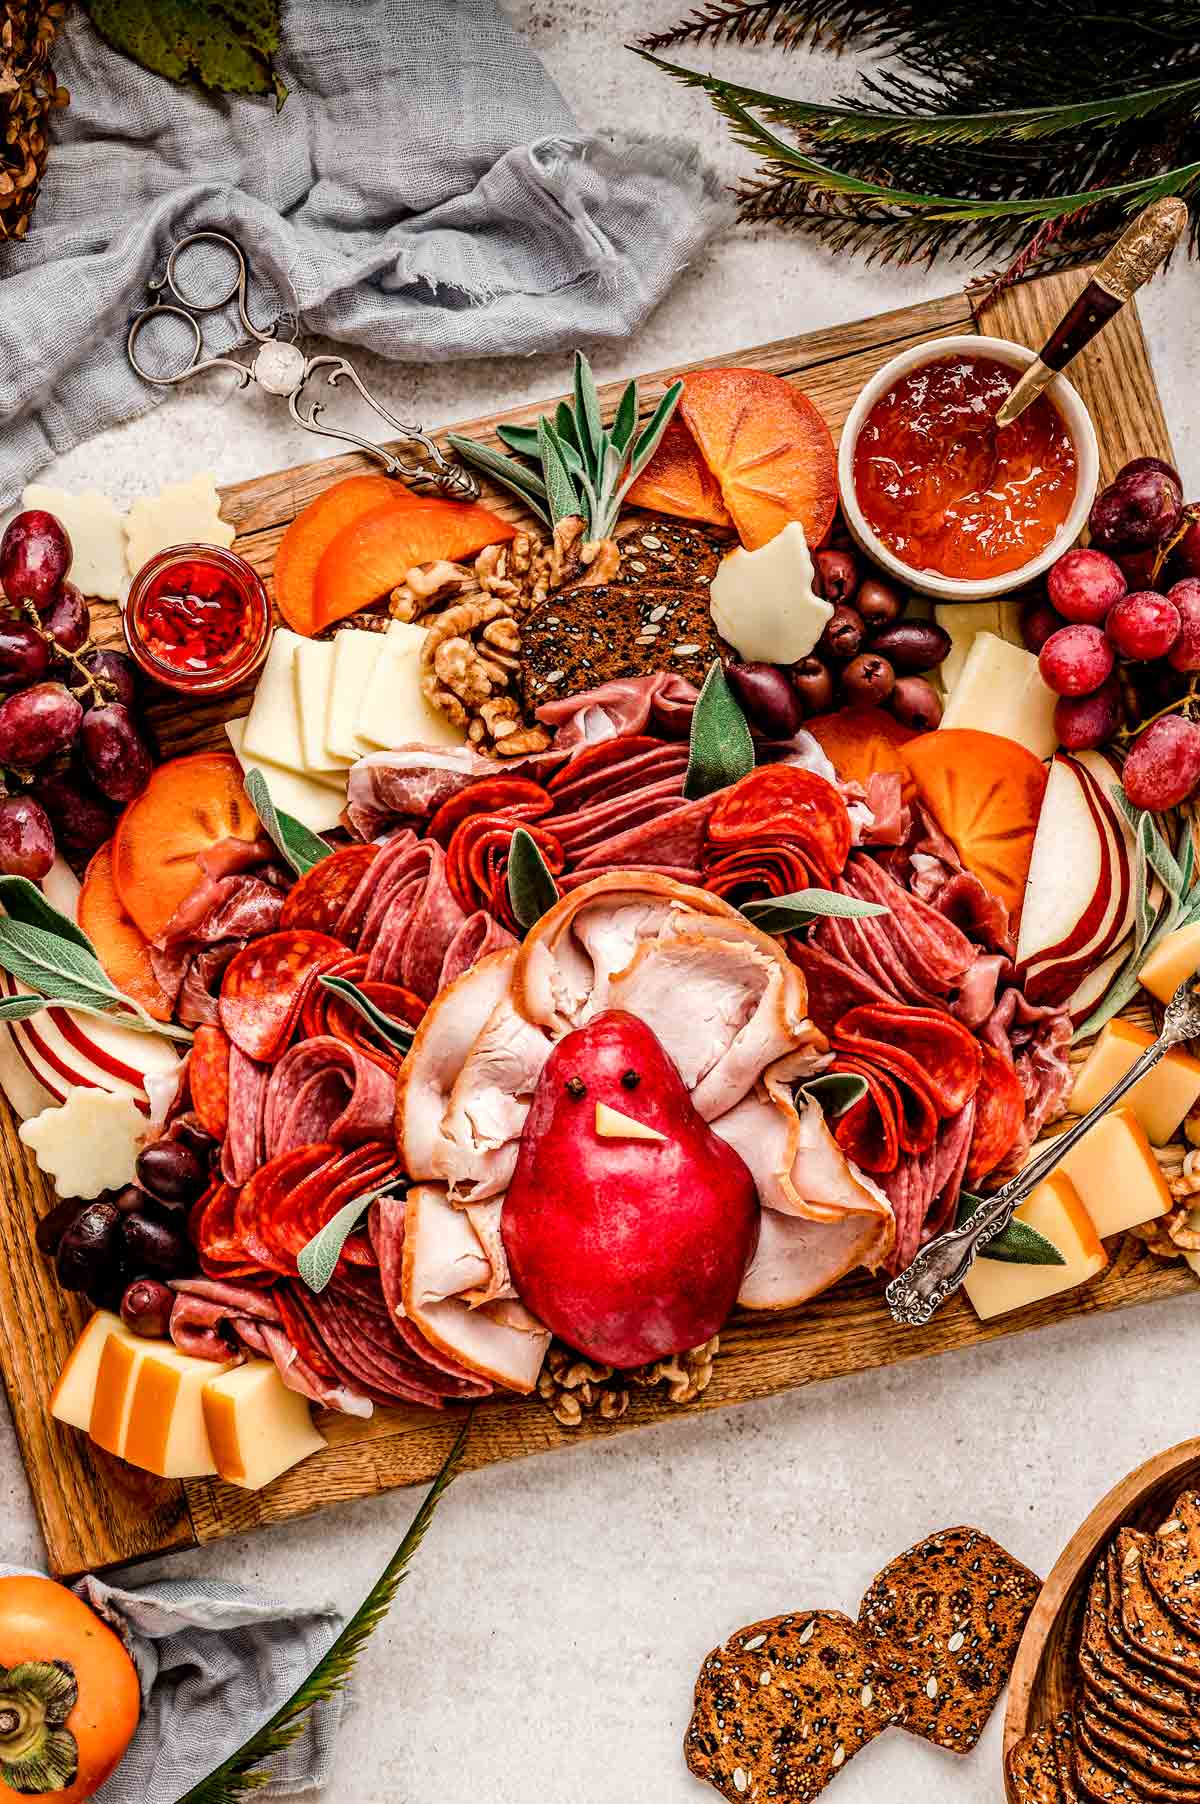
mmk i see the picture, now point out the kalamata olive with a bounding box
[41,581,89,655]
[813,548,860,606]
[35,1196,83,1260]
[120,1204,192,1278]
[817,605,864,663]
[855,577,905,630]
[725,662,803,738]
[168,1116,217,1159]
[865,619,951,674]
[56,1201,121,1293]
[121,1277,175,1339]
[841,652,896,706]
[112,1184,153,1215]
[136,1138,206,1205]
[791,655,835,715]
[81,702,153,804]
[891,675,943,731]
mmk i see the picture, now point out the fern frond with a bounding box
[176,1418,472,1804]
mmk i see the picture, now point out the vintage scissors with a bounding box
[126,229,478,499]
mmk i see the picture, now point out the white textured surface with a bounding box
[4,5,1200,1801]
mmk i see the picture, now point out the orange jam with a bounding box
[853,353,1077,579]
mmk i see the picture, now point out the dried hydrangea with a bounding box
[1,3,68,243]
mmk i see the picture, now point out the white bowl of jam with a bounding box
[838,335,1099,601]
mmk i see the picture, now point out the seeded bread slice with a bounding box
[1007,1725,1066,1802]
[857,1524,1041,1754]
[685,1609,896,1803]
[1118,1532,1200,1685]
[1054,1712,1082,1804]
[1147,1496,1200,1641]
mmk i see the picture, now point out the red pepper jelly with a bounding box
[852,353,1077,580]
[124,545,271,696]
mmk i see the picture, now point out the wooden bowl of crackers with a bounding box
[1003,1435,1200,1801]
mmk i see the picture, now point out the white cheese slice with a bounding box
[124,472,235,576]
[709,520,832,664]
[225,719,346,834]
[22,483,127,601]
[241,628,310,774]
[360,622,465,751]
[594,1101,667,1142]
[122,1338,236,1478]
[326,629,393,763]
[202,1358,326,1489]
[20,1089,147,1198]
[292,638,348,772]
[939,631,1058,760]
[935,602,1001,694]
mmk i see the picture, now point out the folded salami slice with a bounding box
[221,1042,270,1186]
[840,857,976,993]
[219,930,345,1063]
[279,844,379,937]
[546,734,669,799]
[788,942,895,1035]
[361,835,469,998]
[965,1042,1026,1185]
[575,794,716,870]
[439,911,517,989]
[831,1054,901,1174]
[703,843,820,903]
[552,775,688,855]
[263,1035,396,1158]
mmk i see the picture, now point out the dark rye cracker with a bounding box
[1079,1695,1200,1798]
[1079,1561,1200,1750]
[1053,1713,1082,1804]
[685,1609,896,1802]
[1076,1712,1200,1804]
[1006,1724,1066,1803]
[857,1524,1041,1753]
[1107,1549,1200,1698]
[1118,1531,1200,1685]
[1146,1496,1200,1641]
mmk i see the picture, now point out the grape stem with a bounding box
[14,600,117,710]
[1116,675,1200,742]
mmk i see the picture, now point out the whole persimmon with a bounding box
[0,1575,139,1803]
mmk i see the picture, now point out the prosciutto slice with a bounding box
[536,672,699,746]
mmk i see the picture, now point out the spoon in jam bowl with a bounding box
[994,198,1187,430]
[886,973,1200,1327]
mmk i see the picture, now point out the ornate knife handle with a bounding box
[885,973,1200,1327]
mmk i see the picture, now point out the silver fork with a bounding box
[885,974,1200,1328]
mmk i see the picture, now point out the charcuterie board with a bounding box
[1,267,1192,1580]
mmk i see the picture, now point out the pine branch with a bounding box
[175,1418,472,1804]
[636,2,879,53]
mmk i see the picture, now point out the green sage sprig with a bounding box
[954,1191,1066,1266]
[298,1179,405,1294]
[741,889,888,934]
[318,975,414,1054]
[507,828,560,932]
[449,352,683,540]
[800,1071,869,1117]
[245,768,333,878]
[684,659,755,800]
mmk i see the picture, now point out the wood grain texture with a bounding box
[1,268,1189,1578]
[1002,1436,1200,1798]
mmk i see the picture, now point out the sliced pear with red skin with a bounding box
[501,1010,760,1368]
[1018,753,1134,1005]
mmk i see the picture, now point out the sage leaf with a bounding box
[538,418,581,524]
[554,400,584,460]
[0,994,53,1021]
[0,917,192,1040]
[244,768,332,877]
[298,1180,403,1294]
[319,975,414,1054]
[684,659,754,800]
[496,423,541,459]
[572,351,604,484]
[0,876,94,955]
[1141,810,1183,896]
[543,419,587,486]
[611,379,639,455]
[624,380,684,487]
[800,1071,868,1117]
[742,889,888,934]
[84,0,283,101]
[955,1191,1066,1265]
[445,435,552,528]
[508,828,560,931]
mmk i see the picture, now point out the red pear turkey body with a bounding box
[501,1011,760,1368]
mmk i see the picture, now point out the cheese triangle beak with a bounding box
[594,1101,666,1142]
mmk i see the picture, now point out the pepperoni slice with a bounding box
[702,842,820,904]
[835,1003,982,1117]
[299,951,367,1040]
[707,767,852,879]
[325,979,425,1069]
[275,1286,340,1379]
[964,1043,1026,1186]
[830,1055,901,1173]
[446,813,564,919]
[189,1024,231,1140]
[427,778,552,847]
[219,930,345,1063]
[192,1181,268,1280]
[234,1143,338,1275]
[280,845,378,937]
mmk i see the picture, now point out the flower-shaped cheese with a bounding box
[19,1090,146,1199]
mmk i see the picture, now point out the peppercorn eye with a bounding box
[565,1076,586,1100]
[620,1068,640,1089]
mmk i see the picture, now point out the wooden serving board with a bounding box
[1,268,1191,1579]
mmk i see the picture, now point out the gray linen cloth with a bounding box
[0,1,728,506]
[1,1562,344,1800]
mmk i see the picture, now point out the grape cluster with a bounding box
[1030,459,1200,810]
[726,531,950,738]
[36,1118,212,1337]
[0,510,152,877]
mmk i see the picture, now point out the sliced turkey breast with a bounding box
[462,1197,516,1305]
[402,1185,550,1391]
[434,995,552,1201]
[737,1205,889,1311]
[395,948,517,1180]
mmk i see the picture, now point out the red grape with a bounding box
[32,770,112,852]
[0,682,82,766]
[41,580,89,655]
[891,675,942,730]
[78,648,137,711]
[856,577,905,629]
[0,623,50,689]
[0,795,55,878]
[1114,547,1161,591]
[1054,679,1121,752]
[813,548,860,606]
[1047,547,1126,624]
[1117,456,1182,491]
[1105,590,1181,662]
[1038,624,1114,697]
[1123,714,1200,811]
[0,511,72,611]
[1167,578,1200,673]
[841,652,895,705]
[81,703,152,803]
[1089,468,1183,550]
[1020,598,1063,654]
[1168,508,1200,582]
[791,656,834,714]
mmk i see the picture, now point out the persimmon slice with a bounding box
[804,706,918,802]
[625,413,733,529]
[273,474,410,635]
[112,751,262,943]
[900,728,1047,923]
[311,498,516,634]
[78,841,173,1021]
[678,367,838,550]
